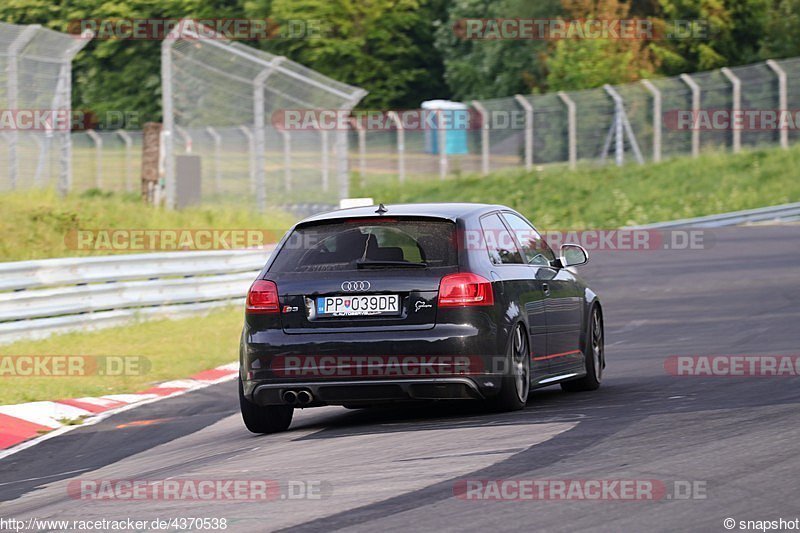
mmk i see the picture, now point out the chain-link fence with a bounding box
[0,22,92,194]
[70,129,142,193]
[61,56,800,198]
[355,57,800,184]
[3,22,800,208]
[161,19,367,213]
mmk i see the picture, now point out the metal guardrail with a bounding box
[630,202,800,229]
[0,248,273,344]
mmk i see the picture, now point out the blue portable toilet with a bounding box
[421,100,469,155]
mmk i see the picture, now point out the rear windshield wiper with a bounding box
[356,260,428,269]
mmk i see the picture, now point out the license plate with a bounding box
[316,295,400,317]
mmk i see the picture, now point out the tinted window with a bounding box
[502,212,556,266]
[269,219,457,272]
[479,213,523,265]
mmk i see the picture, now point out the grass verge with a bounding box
[355,146,800,229]
[0,189,295,261]
[0,306,242,405]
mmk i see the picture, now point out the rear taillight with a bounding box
[246,280,280,314]
[438,273,494,307]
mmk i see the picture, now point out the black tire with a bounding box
[488,324,530,412]
[561,306,603,392]
[239,379,294,434]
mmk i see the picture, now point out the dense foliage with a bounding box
[0,0,794,123]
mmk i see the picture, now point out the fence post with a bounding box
[720,67,741,153]
[350,117,366,182]
[116,129,134,191]
[471,101,490,176]
[767,59,789,150]
[175,126,192,153]
[253,71,267,211]
[387,111,405,183]
[252,58,284,213]
[680,73,700,157]
[514,95,534,170]
[161,27,179,208]
[205,127,222,194]
[320,128,330,192]
[29,133,45,187]
[85,129,103,189]
[238,126,256,194]
[602,84,644,166]
[437,110,448,179]
[335,90,366,202]
[56,66,72,196]
[557,91,577,169]
[335,128,349,201]
[56,30,93,196]
[606,86,624,165]
[640,80,662,162]
[280,130,292,192]
[7,25,39,190]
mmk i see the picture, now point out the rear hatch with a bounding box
[267,217,458,333]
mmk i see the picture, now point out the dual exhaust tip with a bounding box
[282,389,313,405]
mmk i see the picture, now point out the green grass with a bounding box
[0,307,242,405]
[0,188,296,261]
[355,145,800,229]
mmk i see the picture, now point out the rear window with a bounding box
[269,218,458,273]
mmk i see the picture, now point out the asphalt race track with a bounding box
[2,225,799,532]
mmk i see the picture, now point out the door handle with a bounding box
[542,283,550,296]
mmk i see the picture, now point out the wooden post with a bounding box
[141,122,162,204]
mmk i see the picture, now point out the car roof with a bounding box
[298,203,509,224]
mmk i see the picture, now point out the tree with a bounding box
[651,0,770,74]
[262,0,447,109]
[435,0,562,100]
[760,0,800,58]
[545,0,659,91]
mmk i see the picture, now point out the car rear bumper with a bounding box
[241,322,506,404]
[251,377,484,406]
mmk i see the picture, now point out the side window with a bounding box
[502,212,556,266]
[479,213,523,265]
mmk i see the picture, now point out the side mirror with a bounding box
[560,243,589,267]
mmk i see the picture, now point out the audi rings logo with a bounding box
[341,280,371,292]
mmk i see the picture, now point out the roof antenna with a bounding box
[375,203,388,215]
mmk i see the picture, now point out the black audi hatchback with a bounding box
[239,203,604,433]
